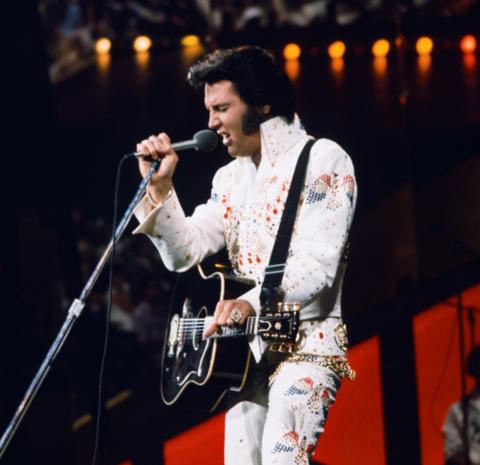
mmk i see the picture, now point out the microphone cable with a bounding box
[90,153,134,465]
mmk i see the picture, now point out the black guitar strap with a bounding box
[260,138,316,310]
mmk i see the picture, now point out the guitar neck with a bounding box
[177,311,298,343]
[179,316,258,339]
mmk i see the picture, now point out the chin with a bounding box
[227,146,239,156]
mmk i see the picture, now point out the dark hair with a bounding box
[187,46,295,124]
[467,345,480,377]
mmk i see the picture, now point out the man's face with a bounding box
[204,80,262,161]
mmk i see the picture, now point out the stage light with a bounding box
[328,41,346,59]
[460,35,477,54]
[283,43,301,60]
[416,36,433,55]
[133,35,152,53]
[95,38,112,55]
[181,35,200,47]
[372,39,390,57]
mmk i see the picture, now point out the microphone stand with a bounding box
[0,158,160,460]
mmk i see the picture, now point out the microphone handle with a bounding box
[133,139,197,158]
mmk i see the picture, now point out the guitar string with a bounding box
[177,316,288,325]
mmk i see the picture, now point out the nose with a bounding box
[208,111,220,130]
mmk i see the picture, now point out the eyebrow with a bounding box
[205,102,229,111]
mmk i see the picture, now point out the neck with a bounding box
[251,152,261,167]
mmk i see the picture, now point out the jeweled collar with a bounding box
[259,114,306,168]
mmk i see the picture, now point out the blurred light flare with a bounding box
[328,41,346,59]
[96,53,111,73]
[283,43,301,61]
[95,38,112,55]
[418,54,432,74]
[330,57,344,75]
[372,39,390,57]
[373,56,387,77]
[416,36,434,55]
[460,35,477,54]
[181,35,201,47]
[285,60,300,81]
[133,35,152,53]
[135,50,150,70]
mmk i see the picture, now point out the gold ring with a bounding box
[230,307,242,324]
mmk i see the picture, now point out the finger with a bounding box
[217,306,233,326]
[213,301,224,325]
[136,141,153,156]
[203,322,219,338]
[157,132,171,146]
[222,302,241,326]
[150,135,167,154]
[143,139,159,157]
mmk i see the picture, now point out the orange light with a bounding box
[133,35,152,53]
[181,35,200,47]
[460,34,477,54]
[373,56,387,77]
[330,57,344,74]
[372,39,390,57]
[328,41,346,59]
[416,36,434,55]
[95,38,112,55]
[283,43,301,61]
[418,54,431,74]
[284,60,300,81]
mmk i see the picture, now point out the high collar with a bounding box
[260,115,306,167]
[235,114,306,169]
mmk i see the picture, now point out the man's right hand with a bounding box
[136,132,179,203]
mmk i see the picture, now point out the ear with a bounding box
[260,104,271,116]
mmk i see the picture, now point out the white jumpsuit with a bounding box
[134,115,357,464]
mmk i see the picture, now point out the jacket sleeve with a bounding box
[132,169,226,271]
[281,139,357,306]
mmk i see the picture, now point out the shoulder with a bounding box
[212,158,241,184]
[304,138,355,190]
[309,138,353,172]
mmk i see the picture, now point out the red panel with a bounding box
[164,337,386,465]
[313,336,386,465]
[164,412,225,465]
[414,284,480,465]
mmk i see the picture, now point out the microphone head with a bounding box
[193,129,218,152]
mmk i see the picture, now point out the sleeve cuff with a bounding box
[132,188,178,236]
[238,285,262,314]
[238,285,268,363]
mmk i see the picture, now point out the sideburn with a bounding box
[242,105,269,135]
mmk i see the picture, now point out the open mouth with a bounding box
[220,133,231,146]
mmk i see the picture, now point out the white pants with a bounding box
[225,358,341,465]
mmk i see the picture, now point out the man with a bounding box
[133,46,357,465]
[444,345,480,465]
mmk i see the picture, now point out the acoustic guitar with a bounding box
[161,265,300,411]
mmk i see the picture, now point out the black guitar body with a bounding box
[161,266,253,411]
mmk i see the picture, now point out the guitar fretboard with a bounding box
[178,316,258,339]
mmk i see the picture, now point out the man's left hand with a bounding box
[203,299,256,338]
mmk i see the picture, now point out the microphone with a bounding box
[133,129,217,158]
